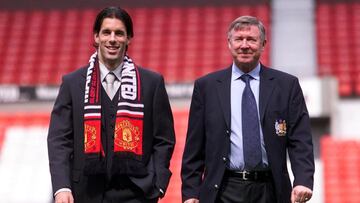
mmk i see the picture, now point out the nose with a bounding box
[240,39,250,48]
[109,32,116,42]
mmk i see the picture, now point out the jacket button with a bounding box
[214,184,219,189]
[226,130,230,135]
[222,157,227,162]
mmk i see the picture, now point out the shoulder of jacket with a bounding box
[262,66,298,81]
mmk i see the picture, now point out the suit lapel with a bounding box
[216,67,232,128]
[259,65,275,123]
[79,67,87,89]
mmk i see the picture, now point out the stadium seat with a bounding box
[0,5,270,85]
[321,137,360,203]
[316,1,359,96]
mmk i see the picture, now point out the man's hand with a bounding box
[184,198,199,203]
[291,185,312,203]
[55,191,74,203]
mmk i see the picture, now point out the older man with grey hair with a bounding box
[181,15,314,203]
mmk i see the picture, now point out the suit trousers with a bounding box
[103,175,158,203]
[216,174,277,203]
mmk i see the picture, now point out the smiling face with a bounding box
[94,17,130,70]
[228,25,266,73]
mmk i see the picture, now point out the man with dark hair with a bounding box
[181,16,314,203]
[48,7,175,203]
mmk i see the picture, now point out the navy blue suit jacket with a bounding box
[181,65,314,203]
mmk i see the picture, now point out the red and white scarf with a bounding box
[83,52,145,175]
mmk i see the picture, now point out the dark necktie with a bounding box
[241,74,262,170]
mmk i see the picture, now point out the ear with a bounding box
[261,39,267,51]
[227,38,232,49]
[94,33,99,45]
[126,38,131,45]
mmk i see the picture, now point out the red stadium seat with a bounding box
[321,137,360,203]
[316,1,359,96]
[0,5,270,85]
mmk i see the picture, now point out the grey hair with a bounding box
[227,16,266,43]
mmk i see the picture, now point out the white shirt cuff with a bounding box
[54,188,72,197]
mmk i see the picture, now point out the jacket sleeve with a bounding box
[181,80,205,201]
[287,78,315,190]
[152,76,176,194]
[47,76,74,194]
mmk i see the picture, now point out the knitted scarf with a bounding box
[83,52,146,176]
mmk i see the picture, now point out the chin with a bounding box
[105,53,121,59]
[238,59,253,64]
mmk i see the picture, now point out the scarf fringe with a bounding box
[111,155,148,178]
[84,157,106,176]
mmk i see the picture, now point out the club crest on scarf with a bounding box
[84,122,101,152]
[115,119,142,155]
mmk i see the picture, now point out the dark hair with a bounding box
[93,7,134,38]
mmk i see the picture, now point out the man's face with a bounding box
[228,25,265,72]
[94,18,130,69]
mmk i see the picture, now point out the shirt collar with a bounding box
[231,62,261,81]
[99,61,123,82]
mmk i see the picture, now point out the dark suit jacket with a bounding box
[48,65,175,202]
[181,65,314,203]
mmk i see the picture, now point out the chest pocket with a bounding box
[268,110,288,137]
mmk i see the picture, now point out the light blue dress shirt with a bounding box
[229,63,269,170]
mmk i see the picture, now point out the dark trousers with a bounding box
[103,175,158,203]
[73,174,158,203]
[216,173,276,203]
